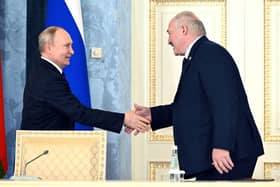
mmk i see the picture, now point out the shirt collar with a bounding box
[41,56,63,74]
[184,36,203,59]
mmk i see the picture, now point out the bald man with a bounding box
[134,11,264,180]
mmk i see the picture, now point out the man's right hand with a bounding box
[134,104,152,121]
[212,148,234,174]
[124,110,150,133]
[125,104,152,135]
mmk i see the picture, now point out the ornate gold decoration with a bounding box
[149,0,226,141]
[149,161,170,181]
[264,0,280,141]
[149,131,173,141]
[264,162,280,180]
[14,130,106,181]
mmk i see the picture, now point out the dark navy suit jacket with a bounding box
[151,36,264,176]
[21,58,124,132]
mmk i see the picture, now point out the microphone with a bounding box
[23,150,49,176]
[10,150,49,180]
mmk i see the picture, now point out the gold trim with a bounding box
[14,130,106,180]
[149,0,226,142]
[149,132,174,141]
[264,162,280,179]
[264,0,280,141]
[149,161,170,181]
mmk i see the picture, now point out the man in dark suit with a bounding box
[132,11,264,180]
[21,26,150,133]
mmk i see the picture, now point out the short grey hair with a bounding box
[174,11,206,36]
[38,26,63,53]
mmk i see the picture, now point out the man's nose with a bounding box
[168,41,172,46]
[168,37,172,45]
[70,47,74,55]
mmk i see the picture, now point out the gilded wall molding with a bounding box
[264,0,280,142]
[149,161,170,181]
[264,162,280,180]
[148,0,226,142]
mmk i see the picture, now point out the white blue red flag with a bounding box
[45,0,92,130]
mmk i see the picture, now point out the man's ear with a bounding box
[45,42,52,52]
[181,25,188,35]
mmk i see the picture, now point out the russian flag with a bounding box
[45,0,92,130]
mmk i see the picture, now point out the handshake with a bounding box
[123,104,151,135]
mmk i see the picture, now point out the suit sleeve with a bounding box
[150,104,173,130]
[198,45,241,151]
[41,77,124,133]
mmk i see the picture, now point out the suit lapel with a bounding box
[182,57,191,73]
[174,58,189,101]
[174,36,208,101]
[181,36,207,74]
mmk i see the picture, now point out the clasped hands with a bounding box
[124,104,151,135]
